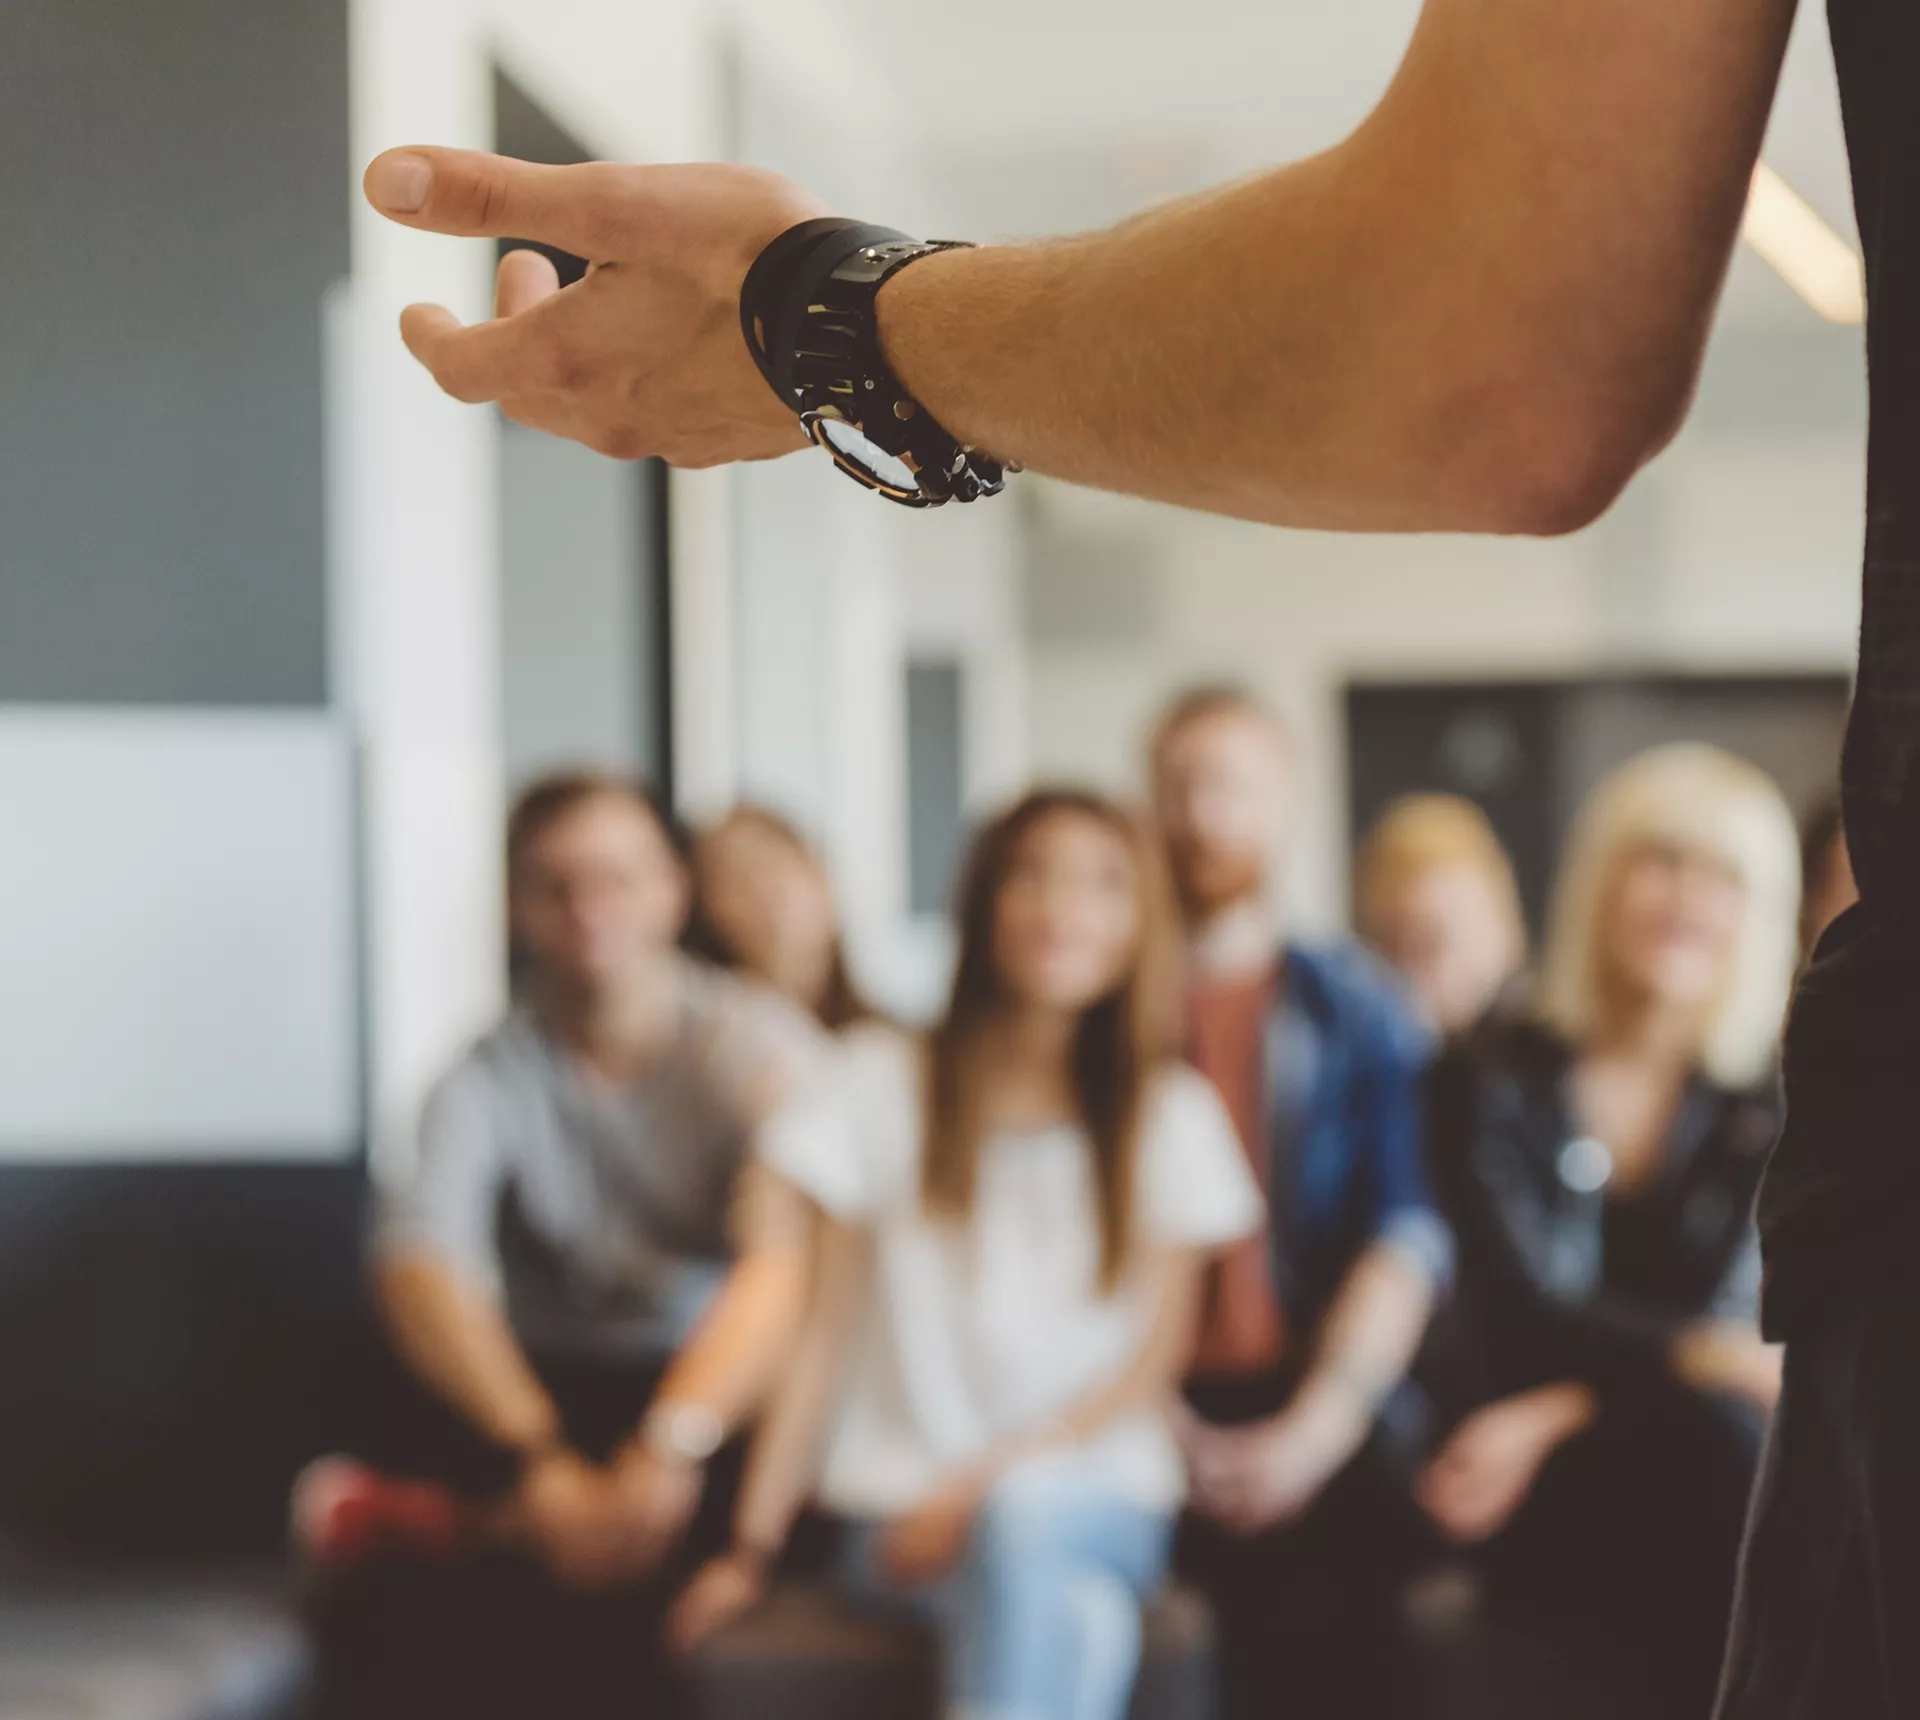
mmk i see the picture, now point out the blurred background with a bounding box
[0,0,1862,1712]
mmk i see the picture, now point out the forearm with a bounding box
[878,0,1795,532]
[730,1216,866,1555]
[651,1243,812,1436]
[1293,1240,1436,1424]
[727,1308,843,1556]
[376,1254,561,1453]
[1507,1379,1599,1435]
[652,1168,818,1433]
[1673,1319,1783,1409]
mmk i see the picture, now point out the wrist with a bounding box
[741,223,1007,507]
[1525,1382,1599,1441]
[508,1423,569,1474]
[631,1398,727,1468]
[1291,1372,1379,1446]
[725,1537,779,1580]
[873,246,975,420]
[875,238,1087,469]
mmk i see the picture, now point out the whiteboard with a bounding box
[0,710,362,1160]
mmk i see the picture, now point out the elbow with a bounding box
[1476,415,1668,538]
[1458,364,1695,539]
[1488,439,1639,538]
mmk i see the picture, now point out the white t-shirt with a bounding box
[760,1025,1264,1517]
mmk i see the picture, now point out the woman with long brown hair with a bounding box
[671,789,1261,1720]
[686,804,874,1030]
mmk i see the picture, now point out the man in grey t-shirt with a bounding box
[384,958,810,1367]
[314,773,821,1716]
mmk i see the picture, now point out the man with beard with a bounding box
[1150,686,1448,1720]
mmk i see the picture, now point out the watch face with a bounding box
[810,412,922,499]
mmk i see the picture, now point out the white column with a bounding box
[347,0,502,1178]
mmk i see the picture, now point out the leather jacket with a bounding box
[1425,1017,1782,1410]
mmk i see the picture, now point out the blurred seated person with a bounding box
[1356,793,1528,1036]
[307,771,823,1719]
[1797,794,1859,961]
[1149,687,1450,1720]
[1419,744,1796,1720]
[670,790,1261,1720]
[687,803,875,1030]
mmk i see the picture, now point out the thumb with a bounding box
[364,146,641,259]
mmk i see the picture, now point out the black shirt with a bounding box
[1758,0,1920,1334]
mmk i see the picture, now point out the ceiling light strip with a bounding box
[1742,161,1865,326]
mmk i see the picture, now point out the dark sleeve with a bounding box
[1427,1044,1683,1401]
[1703,1091,1779,1326]
[1705,1224,1764,1325]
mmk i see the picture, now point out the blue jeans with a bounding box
[842,1463,1175,1720]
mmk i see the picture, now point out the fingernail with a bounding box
[369,152,432,213]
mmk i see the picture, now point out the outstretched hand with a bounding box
[363,147,829,465]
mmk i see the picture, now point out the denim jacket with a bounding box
[1265,942,1453,1332]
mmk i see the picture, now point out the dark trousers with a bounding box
[1177,1374,1432,1720]
[1715,1305,1920,1720]
[309,1339,740,1720]
[1478,1380,1764,1720]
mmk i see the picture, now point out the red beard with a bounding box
[1167,839,1268,926]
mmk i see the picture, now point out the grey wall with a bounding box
[500,422,666,786]
[494,68,674,796]
[907,660,965,916]
[0,0,366,1553]
[0,0,349,705]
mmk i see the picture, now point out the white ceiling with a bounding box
[844,0,1857,332]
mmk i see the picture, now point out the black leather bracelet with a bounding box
[740,219,1009,508]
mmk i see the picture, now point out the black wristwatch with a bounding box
[741,218,1011,508]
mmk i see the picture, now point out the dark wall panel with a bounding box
[1347,674,1850,935]
[0,0,349,704]
[907,660,966,917]
[0,0,364,1557]
[0,1161,372,1551]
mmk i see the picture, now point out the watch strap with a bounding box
[739,218,1008,507]
[741,220,912,402]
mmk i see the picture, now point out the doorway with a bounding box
[492,68,674,803]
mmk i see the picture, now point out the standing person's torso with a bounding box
[768,1026,1261,1519]
[1762,0,1920,1331]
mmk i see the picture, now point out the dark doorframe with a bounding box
[1345,672,1850,933]
[493,67,675,807]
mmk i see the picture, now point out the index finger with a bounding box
[365,146,645,260]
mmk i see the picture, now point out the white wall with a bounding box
[723,30,1027,1018]
[345,0,916,1170]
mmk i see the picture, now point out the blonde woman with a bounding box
[1355,793,1527,1036]
[1418,744,1798,1720]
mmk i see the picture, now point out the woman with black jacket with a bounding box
[1418,744,1799,1720]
